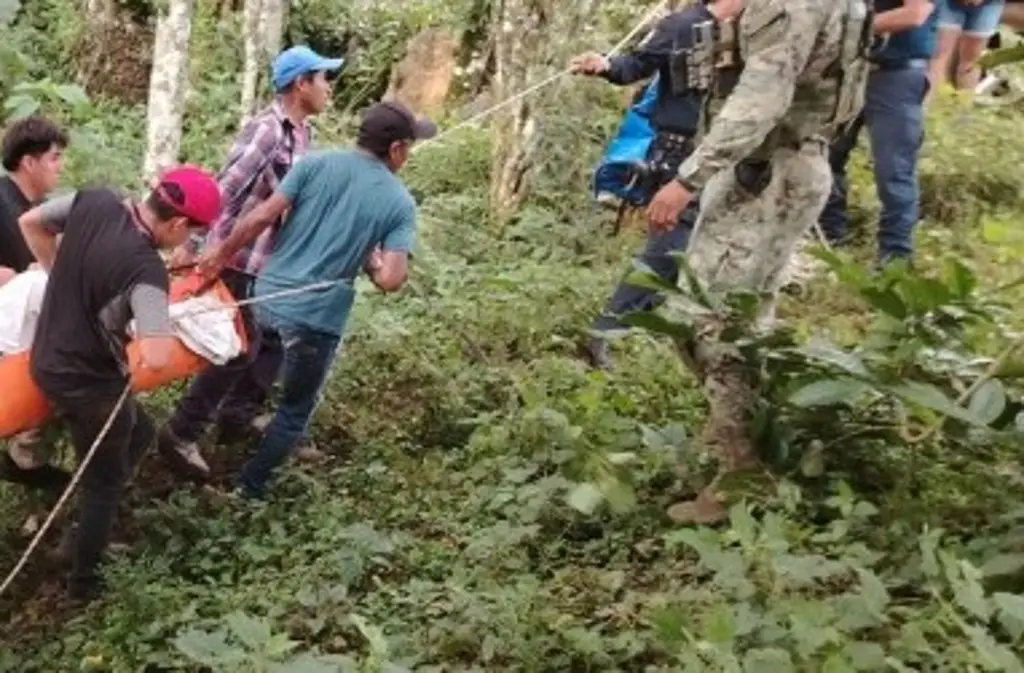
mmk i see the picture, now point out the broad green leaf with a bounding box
[947,258,977,298]
[982,553,1024,578]
[172,628,244,666]
[349,613,389,656]
[888,380,989,427]
[994,592,1024,641]
[264,631,300,658]
[979,43,1024,68]
[843,641,886,670]
[727,502,758,548]
[0,0,17,24]
[54,83,88,105]
[600,475,636,513]
[623,266,682,294]
[703,604,736,644]
[742,648,795,673]
[799,338,869,377]
[860,288,907,319]
[619,309,695,341]
[855,567,890,616]
[968,379,1006,425]
[821,653,856,673]
[225,611,271,649]
[567,482,604,515]
[789,378,873,408]
[3,94,39,120]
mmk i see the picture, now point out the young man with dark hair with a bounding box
[197,100,435,499]
[159,45,343,480]
[18,166,222,603]
[0,115,70,496]
[0,115,68,274]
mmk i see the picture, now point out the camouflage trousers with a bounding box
[680,139,832,471]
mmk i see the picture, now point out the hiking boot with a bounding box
[156,426,211,481]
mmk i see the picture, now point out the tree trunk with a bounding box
[239,0,265,124]
[487,0,552,226]
[239,0,286,125]
[143,0,195,182]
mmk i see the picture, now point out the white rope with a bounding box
[0,0,670,599]
[0,383,131,598]
[413,0,669,154]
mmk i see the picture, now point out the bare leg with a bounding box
[928,27,961,98]
[955,33,990,92]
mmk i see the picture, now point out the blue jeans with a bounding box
[818,65,930,262]
[236,308,340,498]
[592,201,697,333]
[937,0,1005,37]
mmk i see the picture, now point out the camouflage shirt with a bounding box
[677,0,867,190]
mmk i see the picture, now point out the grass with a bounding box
[2,66,1024,672]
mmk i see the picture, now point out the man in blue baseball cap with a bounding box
[159,43,344,482]
[272,45,345,93]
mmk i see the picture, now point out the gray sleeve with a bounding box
[36,193,75,234]
[129,283,173,338]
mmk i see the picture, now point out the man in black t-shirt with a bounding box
[0,116,70,496]
[18,165,222,604]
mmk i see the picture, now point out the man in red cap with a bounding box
[17,165,221,604]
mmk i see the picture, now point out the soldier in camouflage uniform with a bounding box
[646,0,872,524]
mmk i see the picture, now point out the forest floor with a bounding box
[2,90,1024,671]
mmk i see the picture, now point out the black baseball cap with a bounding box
[357,101,437,155]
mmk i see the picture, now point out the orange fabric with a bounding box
[0,272,247,438]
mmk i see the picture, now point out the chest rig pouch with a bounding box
[668,18,742,98]
[826,0,874,128]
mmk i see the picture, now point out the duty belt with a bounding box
[610,131,695,236]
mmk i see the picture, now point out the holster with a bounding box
[629,132,696,200]
[610,132,695,236]
[733,157,772,197]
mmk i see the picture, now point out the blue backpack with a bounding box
[592,75,660,207]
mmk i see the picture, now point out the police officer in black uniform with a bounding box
[570,1,716,369]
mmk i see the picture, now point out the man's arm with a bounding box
[370,203,416,293]
[203,191,292,270]
[571,14,681,84]
[129,283,175,371]
[18,193,75,272]
[874,0,933,34]
[675,5,820,192]
[178,117,282,259]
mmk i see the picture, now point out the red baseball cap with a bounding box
[156,165,222,227]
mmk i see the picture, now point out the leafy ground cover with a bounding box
[3,3,1024,667]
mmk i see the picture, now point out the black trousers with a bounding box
[48,390,154,598]
[166,268,283,442]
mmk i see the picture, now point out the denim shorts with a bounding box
[937,0,1006,36]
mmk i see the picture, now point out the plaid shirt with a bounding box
[199,100,311,274]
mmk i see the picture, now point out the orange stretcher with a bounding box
[0,271,248,439]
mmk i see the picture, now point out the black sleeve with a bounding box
[602,8,709,86]
[603,15,677,85]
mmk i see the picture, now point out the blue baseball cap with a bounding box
[271,45,344,91]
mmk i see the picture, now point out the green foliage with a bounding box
[4,3,1024,671]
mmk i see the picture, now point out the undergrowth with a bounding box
[2,0,1024,670]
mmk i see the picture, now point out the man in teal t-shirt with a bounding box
[198,100,436,497]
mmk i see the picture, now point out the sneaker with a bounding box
[251,413,273,433]
[156,426,211,480]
